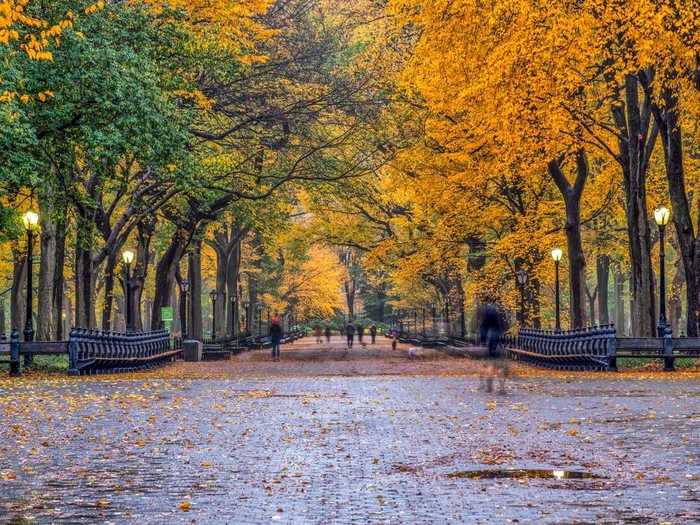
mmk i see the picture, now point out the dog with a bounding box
[407,347,418,359]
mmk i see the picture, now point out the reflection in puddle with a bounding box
[447,469,602,480]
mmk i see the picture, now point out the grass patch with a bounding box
[25,355,69,373]
[617,356,699,370]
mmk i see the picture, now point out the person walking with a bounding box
[314,325,323,344]
[478,303,507,393]
[324,326,332,344]
[479,303,503,359]
[370,324,377,344]
[270,312,283,362]
[346,321,356,349]
[357,324,364,344]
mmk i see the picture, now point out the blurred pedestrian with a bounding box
[314,325,323,344]
[346,321,356,349]
[478,302,508,394]
[270,312,283,362]
[479,303,504,358]
[370,324,377,344]
[324,326,332,343]
[357,324,364,344]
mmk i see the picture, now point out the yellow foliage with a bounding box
[279,244,344,321]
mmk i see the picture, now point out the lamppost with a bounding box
[516,269,528,327]
[180,279,190,339]
[654,206,671,337]
[122,250,135,333]
[552,248,563,332]
[422,306,426,337]
[209,290,217,338]
[22,211,39,366]
[257,304,263,337]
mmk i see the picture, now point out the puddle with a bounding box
[447,469,602,480]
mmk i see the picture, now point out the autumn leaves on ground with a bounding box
[1,338,700,523]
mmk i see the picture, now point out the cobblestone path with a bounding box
[1,337,699,524]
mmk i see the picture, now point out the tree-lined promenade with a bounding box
[2,3,700,523]
[1,1,700,346]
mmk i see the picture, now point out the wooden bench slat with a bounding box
[616,338,662,350]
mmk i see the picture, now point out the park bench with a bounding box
[202,335,252,360]
[508,326,617,371]
[68,328,179,375]
[1,328,180,376]
[0,336,67,371]
[508,326,700,371]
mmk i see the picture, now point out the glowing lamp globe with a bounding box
[122,250,135,265]
[22,211,39,230]
[654,206,670,226]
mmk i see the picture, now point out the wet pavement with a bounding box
[1,337,699,524]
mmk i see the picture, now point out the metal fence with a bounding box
[1,328,181,376]
[68,328,179,375]
[509,326,617,371]
[393,323,700,372]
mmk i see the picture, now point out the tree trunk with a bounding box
[614,264,626,335]
[596,255,610,325]
[522,276,542,329]
[52,218,66,340]
[113,294,126,332]
[547,151,588,329]
[172,279,181,335]
[144,298,152,331]
[177,266,187,338]
[131,219,154,332]
[188,239,203,340]
[344,279,356,319]
[101,252,118,330]
[613,75,657,336]
[669,253,684,336]
[226,238,242,335]
[212,237,228,337]
[63,296,72,338]
[74,245,95,329]
[585,284,597,326]
[457,276,466,337]
[0,296,6,337]
[37,210,56,340]
[11,244,27,336]
[246,273,257,334]
[652,86,699,336]
[0,295,5,337]
[151,226,192,330]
